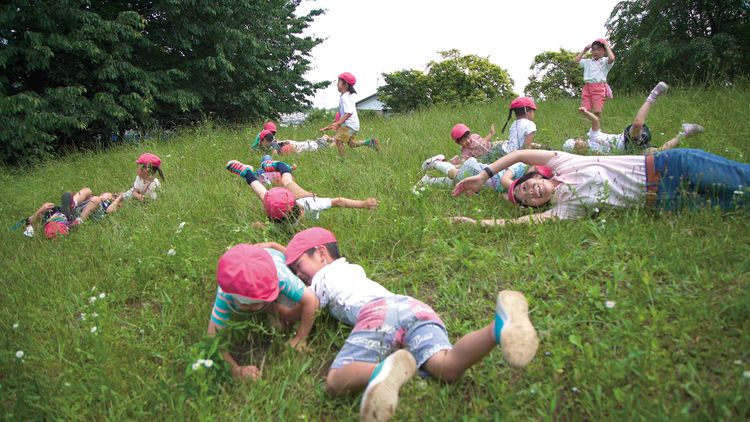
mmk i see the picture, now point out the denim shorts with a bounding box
[331,295,452,371]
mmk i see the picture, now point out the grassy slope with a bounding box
[1,86,750,420]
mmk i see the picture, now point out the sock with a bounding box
[433,161,455,175]
[243,171,258,185]
[423,176,453,186]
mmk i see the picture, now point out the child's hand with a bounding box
[42,202,56,211]
[452,175,484,197]
[584,44,591,51]
[449,216,477,224]
[288,338,312,352]
[578,107,588,113]
[365,198,379,210]
[252,221,267,229]
[232,365,260,380]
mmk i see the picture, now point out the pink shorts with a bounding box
[581,82,609,112]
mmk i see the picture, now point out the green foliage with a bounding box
[1,86,750,420]
[377,49,515,113]
[0,0,325,166]
[525,49,583,100]
[606,0,750,92]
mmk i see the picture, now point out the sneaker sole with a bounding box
[360,349,417,422]
[60,191,73,220]
[498,290,539,368]
[421,154,445,171]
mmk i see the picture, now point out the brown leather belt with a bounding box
[645,154,659,207]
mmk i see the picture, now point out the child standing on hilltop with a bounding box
[320,72,379,156]
[575,38,615,119]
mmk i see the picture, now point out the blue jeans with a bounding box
[652,149,750,211]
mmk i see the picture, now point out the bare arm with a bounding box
[254,241,287,254]
[331,197,379,210]
[452,150,556,197]
[500,169,516,192]
[288,288,318,350]
[483,123,496,143]
[320,113,352,132]
[578,107,600,131]
[603,40,615,64]
[451,212,557,226]
[207,320,260,380]
[29,203,55,225]
[574,44,590,63]
[522,132,536,149]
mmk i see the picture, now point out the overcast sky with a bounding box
[297,0,623,109]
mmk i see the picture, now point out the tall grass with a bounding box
[2,85,749,420]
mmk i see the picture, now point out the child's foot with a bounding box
[647,81,669,103]
[226,160,253,178]
[421,154,445,171]
[60,191,73,221]
[69,217,83,229]
[360,349,417,422]
[367,138,381,151]
[494,290,539,368]
[411,175,430,195]
[680,123,705,138]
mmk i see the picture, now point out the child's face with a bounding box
[573,138,588,152]
[336,79,347,93]
[526,109,536,121]
[590,44,604,59]
[235,302,271,312]
[289,248,326,285]
[137,165,156,181]
[514,176,555,207]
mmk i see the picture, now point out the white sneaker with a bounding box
[652,81,669,96]
[411,175,430,195]
[681,123,705,138]
[360,349,417,422]
[421,154,445,171]
[495,290,539,368]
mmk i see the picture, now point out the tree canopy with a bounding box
[377,50,515,113]
[524,49,583,100]
[0,0,325,166]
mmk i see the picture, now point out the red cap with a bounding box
[450,123,471,141]
[509,96,537,110]
[286,227,338,265]
[338,72,356,86]
[217,244,279,302]
[259,129,274,140]
[263,187,296,220]
[594,38,607,45]
[507,166,553,205]
[280,144,295,155]
[44,221,69,239]
[263,121,277,132]
[136,153,161,168]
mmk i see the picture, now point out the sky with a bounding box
[296,0,623,109]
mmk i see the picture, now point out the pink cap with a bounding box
[509,96,537,110]
[450,123,471,141]
[507,166,553,205]
[535,165,553,178]
[259,129,274,140]
[217,244,279,302]
[263,121,277,132]
[338,72,356,86]
[280,144,295,155]
[594,38,607,45]
[44,221,69,239]
[136,152,161,168]
[286,227,338,265]
[263,187,296,220]
[508,179,522,205]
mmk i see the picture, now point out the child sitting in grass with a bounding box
[284,227,539,421]
[206,243,317,380]
[225,159,378,224]
[123,153,164,201]
[563,82,704,154]
[447,123,501,165]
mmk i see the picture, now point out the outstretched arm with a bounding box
[483,123,496,143]
[578,107,600,132]
[451,212,556,227]
[452,150,556,197]
[575,44,590,63]
[331,197,379,210]
[320,113,351,132]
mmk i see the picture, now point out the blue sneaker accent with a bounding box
[369,360,385,382]
[494,312,504,345]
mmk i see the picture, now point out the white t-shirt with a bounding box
[339,92,360,132]
[296,196,332,220]
[311,258,394,326]
[125,176,161,200]
[541,152,646,220]
[580,57,614,83]
[502,119,537,154]
[587,129,625,153]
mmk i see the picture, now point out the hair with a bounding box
[303,242,341,260]
[512,171,551,208]
[456,131,471,143]
[501,107,532,132]
[340,78,357,94]
[262,132,275,142]
[269,204,302,225]
[591,40,605,49]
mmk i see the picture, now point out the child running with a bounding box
[206,243,317,380]
[225,159,378,224]
[447,123,501,165]
[319,72,380,156]
[123,153,164,201]
[284,227,539,421]
[574,38,615,119]
[450,147,750,226]
[563,82,704,154]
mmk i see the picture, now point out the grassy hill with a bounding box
[2,85,750,420]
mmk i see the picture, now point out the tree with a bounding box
[606,0,750,92]
[525,49,583,100]
[0,0,325,166]
[377,49,515,113]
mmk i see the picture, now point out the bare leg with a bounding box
[248,180,268,200]
[77,196,102,222]
[327,363,376,395]
[422,325,495,382]
[628,100,652,140]
[73,188,93,204]
[105,195,124,214]
[280,173,314,198]
[335,139,346,156]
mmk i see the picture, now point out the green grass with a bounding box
[2,85,750,420]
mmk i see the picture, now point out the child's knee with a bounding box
[76,188,93,200]
[325,369,347,396]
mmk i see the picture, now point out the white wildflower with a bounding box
[80,313,87,321]
[192,363,201,371]
[734,360,743,365]
[571,387,579,393]
[167,248,176,256]
[203,359,214,368]
[12,323,18,329]
[605,300,616,309]
[64,382,71,387]
[92,313,98,318]
[99,293,105,299]
[15,350,24,359]
[90,326,98,334]
[91,286,96,292]
[744,370,750,379]
[176,222,186,233]
[89,296,97,304]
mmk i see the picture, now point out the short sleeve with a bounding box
[210,288,235,329]
[266,248,305,304]
[341,94,356,115]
